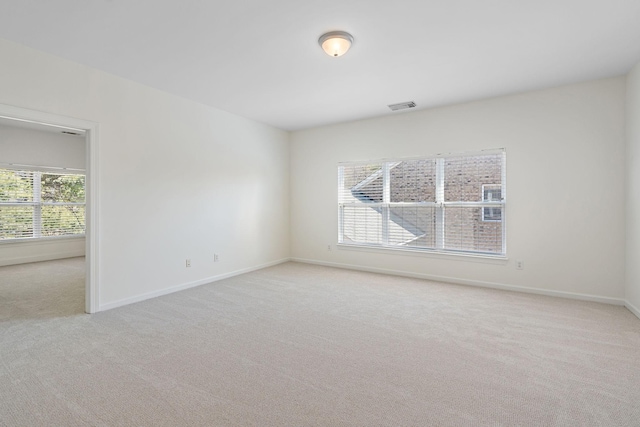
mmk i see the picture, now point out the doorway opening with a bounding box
[0,103,99,313]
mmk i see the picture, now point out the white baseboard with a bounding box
[625,300,640,320]
[0,250,86,267]
[97,256,635,314]
[99,258,291,312]
[291,257,626,306]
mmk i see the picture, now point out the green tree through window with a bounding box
[0,168,85,240]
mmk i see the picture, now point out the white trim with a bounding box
[0,162,85,173]
[337,148,506,166]
[291,257,625,306]
[338,151,506,257]
[99,258,291,312]
[337,242,508,263]
[435,157,444,249]
[0,251,85,267]
[0,114,86,133]
[381,162,390,245]
[0,103,100,314]
[625,300,640,320]
[85,124,99,314]
[0,235,85,246]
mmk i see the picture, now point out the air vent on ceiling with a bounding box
[61,130,82,136]
[388,101,416,111]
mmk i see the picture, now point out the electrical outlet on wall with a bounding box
[327,244,332,251]
[186,259,191,268]
[516,260,524,270]
[214,253,219,262]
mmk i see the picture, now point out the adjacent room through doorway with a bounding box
[0,115,90,317]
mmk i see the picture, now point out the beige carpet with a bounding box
[1,258,639,426]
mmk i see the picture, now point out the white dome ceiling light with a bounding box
[318,31,354,57]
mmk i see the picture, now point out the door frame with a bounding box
[0,103,100,313]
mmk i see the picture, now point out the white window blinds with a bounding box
[338,150,506,256]
[0,168,86,240]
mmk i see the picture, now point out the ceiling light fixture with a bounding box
[318,31,354,57]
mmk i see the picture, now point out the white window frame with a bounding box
[0,166,86,242]
[338,149,506,257]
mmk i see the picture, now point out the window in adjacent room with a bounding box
[0,168,86,240]
[338,149,506,256]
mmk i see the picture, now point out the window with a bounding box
[338,150,505,256]
[0,168,86,240]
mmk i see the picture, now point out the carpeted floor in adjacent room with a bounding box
[1,257,639,426]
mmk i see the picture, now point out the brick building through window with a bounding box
[338,150,505,256]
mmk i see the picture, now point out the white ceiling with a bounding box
[1,0,639,131]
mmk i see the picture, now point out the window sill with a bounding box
[0,235,85,246]
[336,243,508,264]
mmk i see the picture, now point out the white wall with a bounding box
[0,124,86,266]
[0,38,290,309]
[0,124,85,169]
[626,62,640,316]
[0,35,630,311]
[291,78,626,302]
[0,238,85,267]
